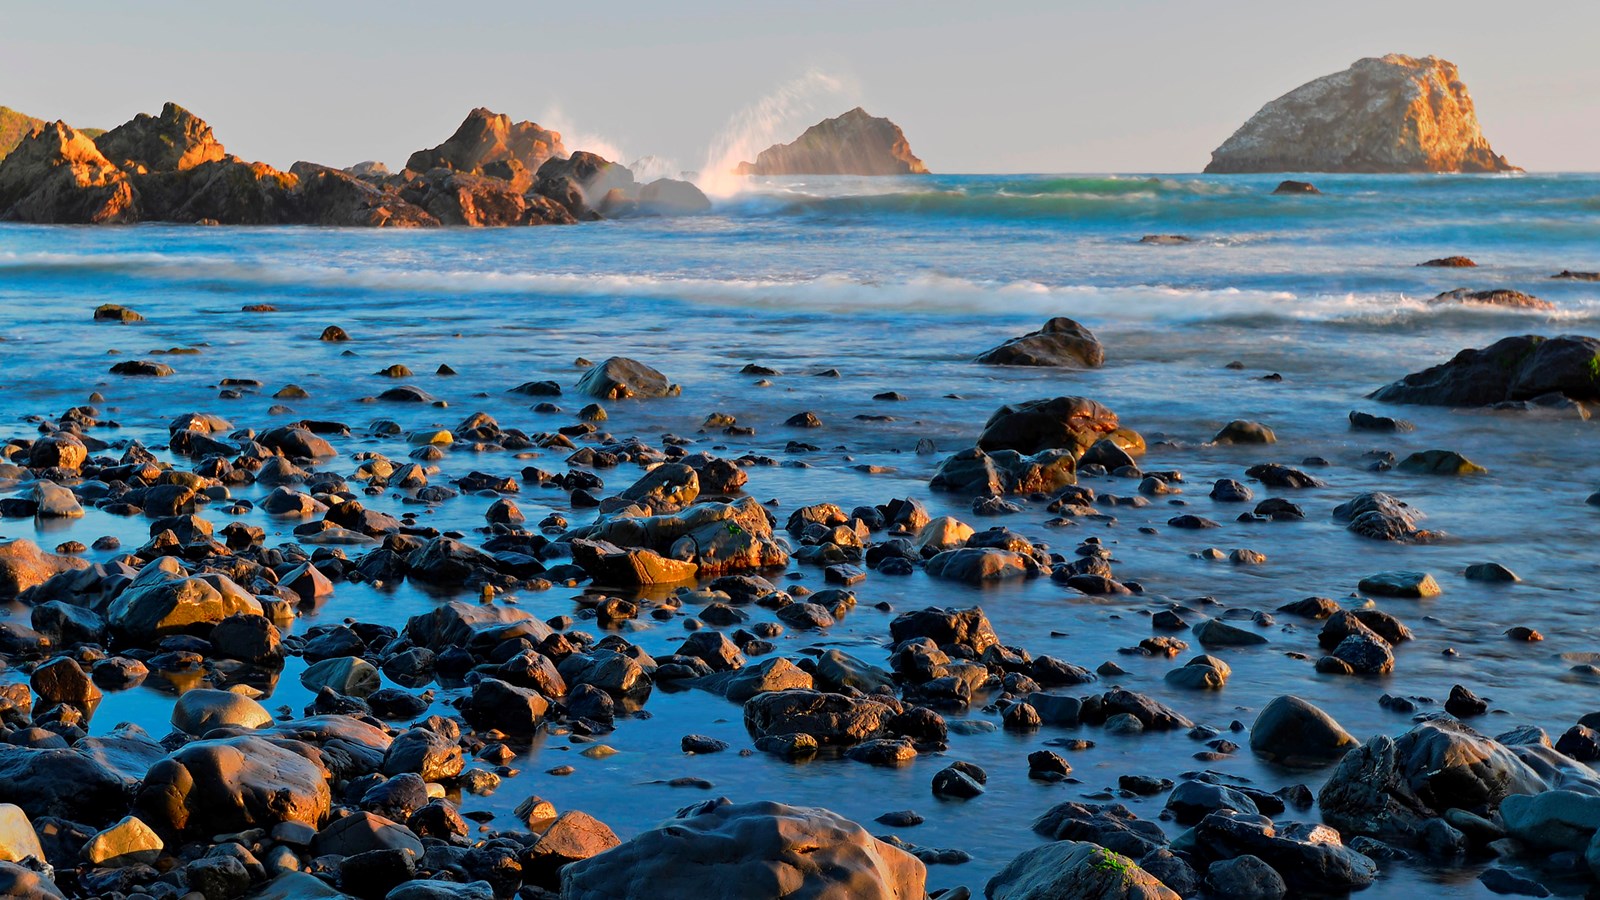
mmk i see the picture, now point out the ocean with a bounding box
[2,171,1598,897]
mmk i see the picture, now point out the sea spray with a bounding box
[696,70,857,197]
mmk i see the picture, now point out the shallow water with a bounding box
[1,172,1598,897]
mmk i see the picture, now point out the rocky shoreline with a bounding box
[0,284,1595,900]
[0,104,710,227]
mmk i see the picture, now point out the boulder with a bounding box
[635,178,711,216]
[1500,790,1600,851]
[924,547,1034,584]
[1371,334,1600,407]
[0,121,136,223]
[1249,695,1358,765]
[735,108,928,176]
[569,497,786,576]
[0,804,43,864]
[743,690,894,746]
[522,810,621,888]
[976,317,1105,369]
[1317,718,1557,844]
[976,396,1123,456]
[1031,802,1169,858]
[929,447,1077,496]
[82,815,163,867]
[135,735,331,837]
[0,746,129,824]
[171,688,272,735]
[404,601,550,652]
[1191,810,1378,893]
[0,539,88,599]
[569,539,699,586]
[889,607,999,655]
[1204,55,1517,173]
[560,798,926,899]
[105,560,262,641]
[986,840,1179,900]
[575,357,679,399]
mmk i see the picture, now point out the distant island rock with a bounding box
[735,107,927,176]
[0,103,709,227]
[1205,55,1519,174]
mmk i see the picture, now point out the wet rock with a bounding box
[931,764,985,799]
[976,396,1123,456]
[1193,810,1377,893]
[1249,695,1358,765]
[924,547,1034,584]
[1398,449,1488,475]
[1318,719,1554,844]
[1205,854,1285,900]
[568,497,787,576]
[1359,570,1441,599]
[171,688,272,735]
[1192,618,1267,647]
[1466,562,1520,583]
[976,317,1105,369]
[136,734,331,837]
[889,607,999,655]
[1031,802,1170,857]
[560,798,925,899]
[1212,420,1276,444]
[929,446,1077,496]
[1499,790,1600,851]
[0,540,88,600]
[1430,288,1553,311]
[1349,410,1415,432]
[744,690,892,747]
[82,814,163,867]
[1372,334,1600,407]
[986,840,1179,900]
[575,357,679,400]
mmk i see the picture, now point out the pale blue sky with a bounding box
[3,0,1595,173]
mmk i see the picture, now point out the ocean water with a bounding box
[1,172,1598,897]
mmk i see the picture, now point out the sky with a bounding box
[3,0,1596,174]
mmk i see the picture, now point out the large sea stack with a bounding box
[1204,55,1519,174]
[736,107,928,176]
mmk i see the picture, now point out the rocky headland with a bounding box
[0,104,709,227]
[1205,55,1519,174]
[735,107,928,176]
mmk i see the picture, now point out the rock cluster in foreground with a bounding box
[735,107,928,176]
[1205,55,1519,174]
[0,104,709,227]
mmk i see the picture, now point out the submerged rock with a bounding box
[735,108,927,176]
[1205,54,1518,173]
[976,317,1105,369]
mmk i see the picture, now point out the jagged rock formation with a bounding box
[0,121,137,223]
[96,102,226,172]
[736,107,928,176]
[0,103,710,227]
[0,106,101,162]
[405,108,566,192]
[1205,55,1519,174]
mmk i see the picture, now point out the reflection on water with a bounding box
[0,173,1596,897]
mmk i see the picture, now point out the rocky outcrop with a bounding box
[1371,334,1600,407]
[561,798,925,899]
[736,108,928,176]
[95,102,225,173]
[405,108,565,186]
[1205,55,1518,174]
[289,162,439,227]
[0,101,706,227]
[0,121,136,223]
